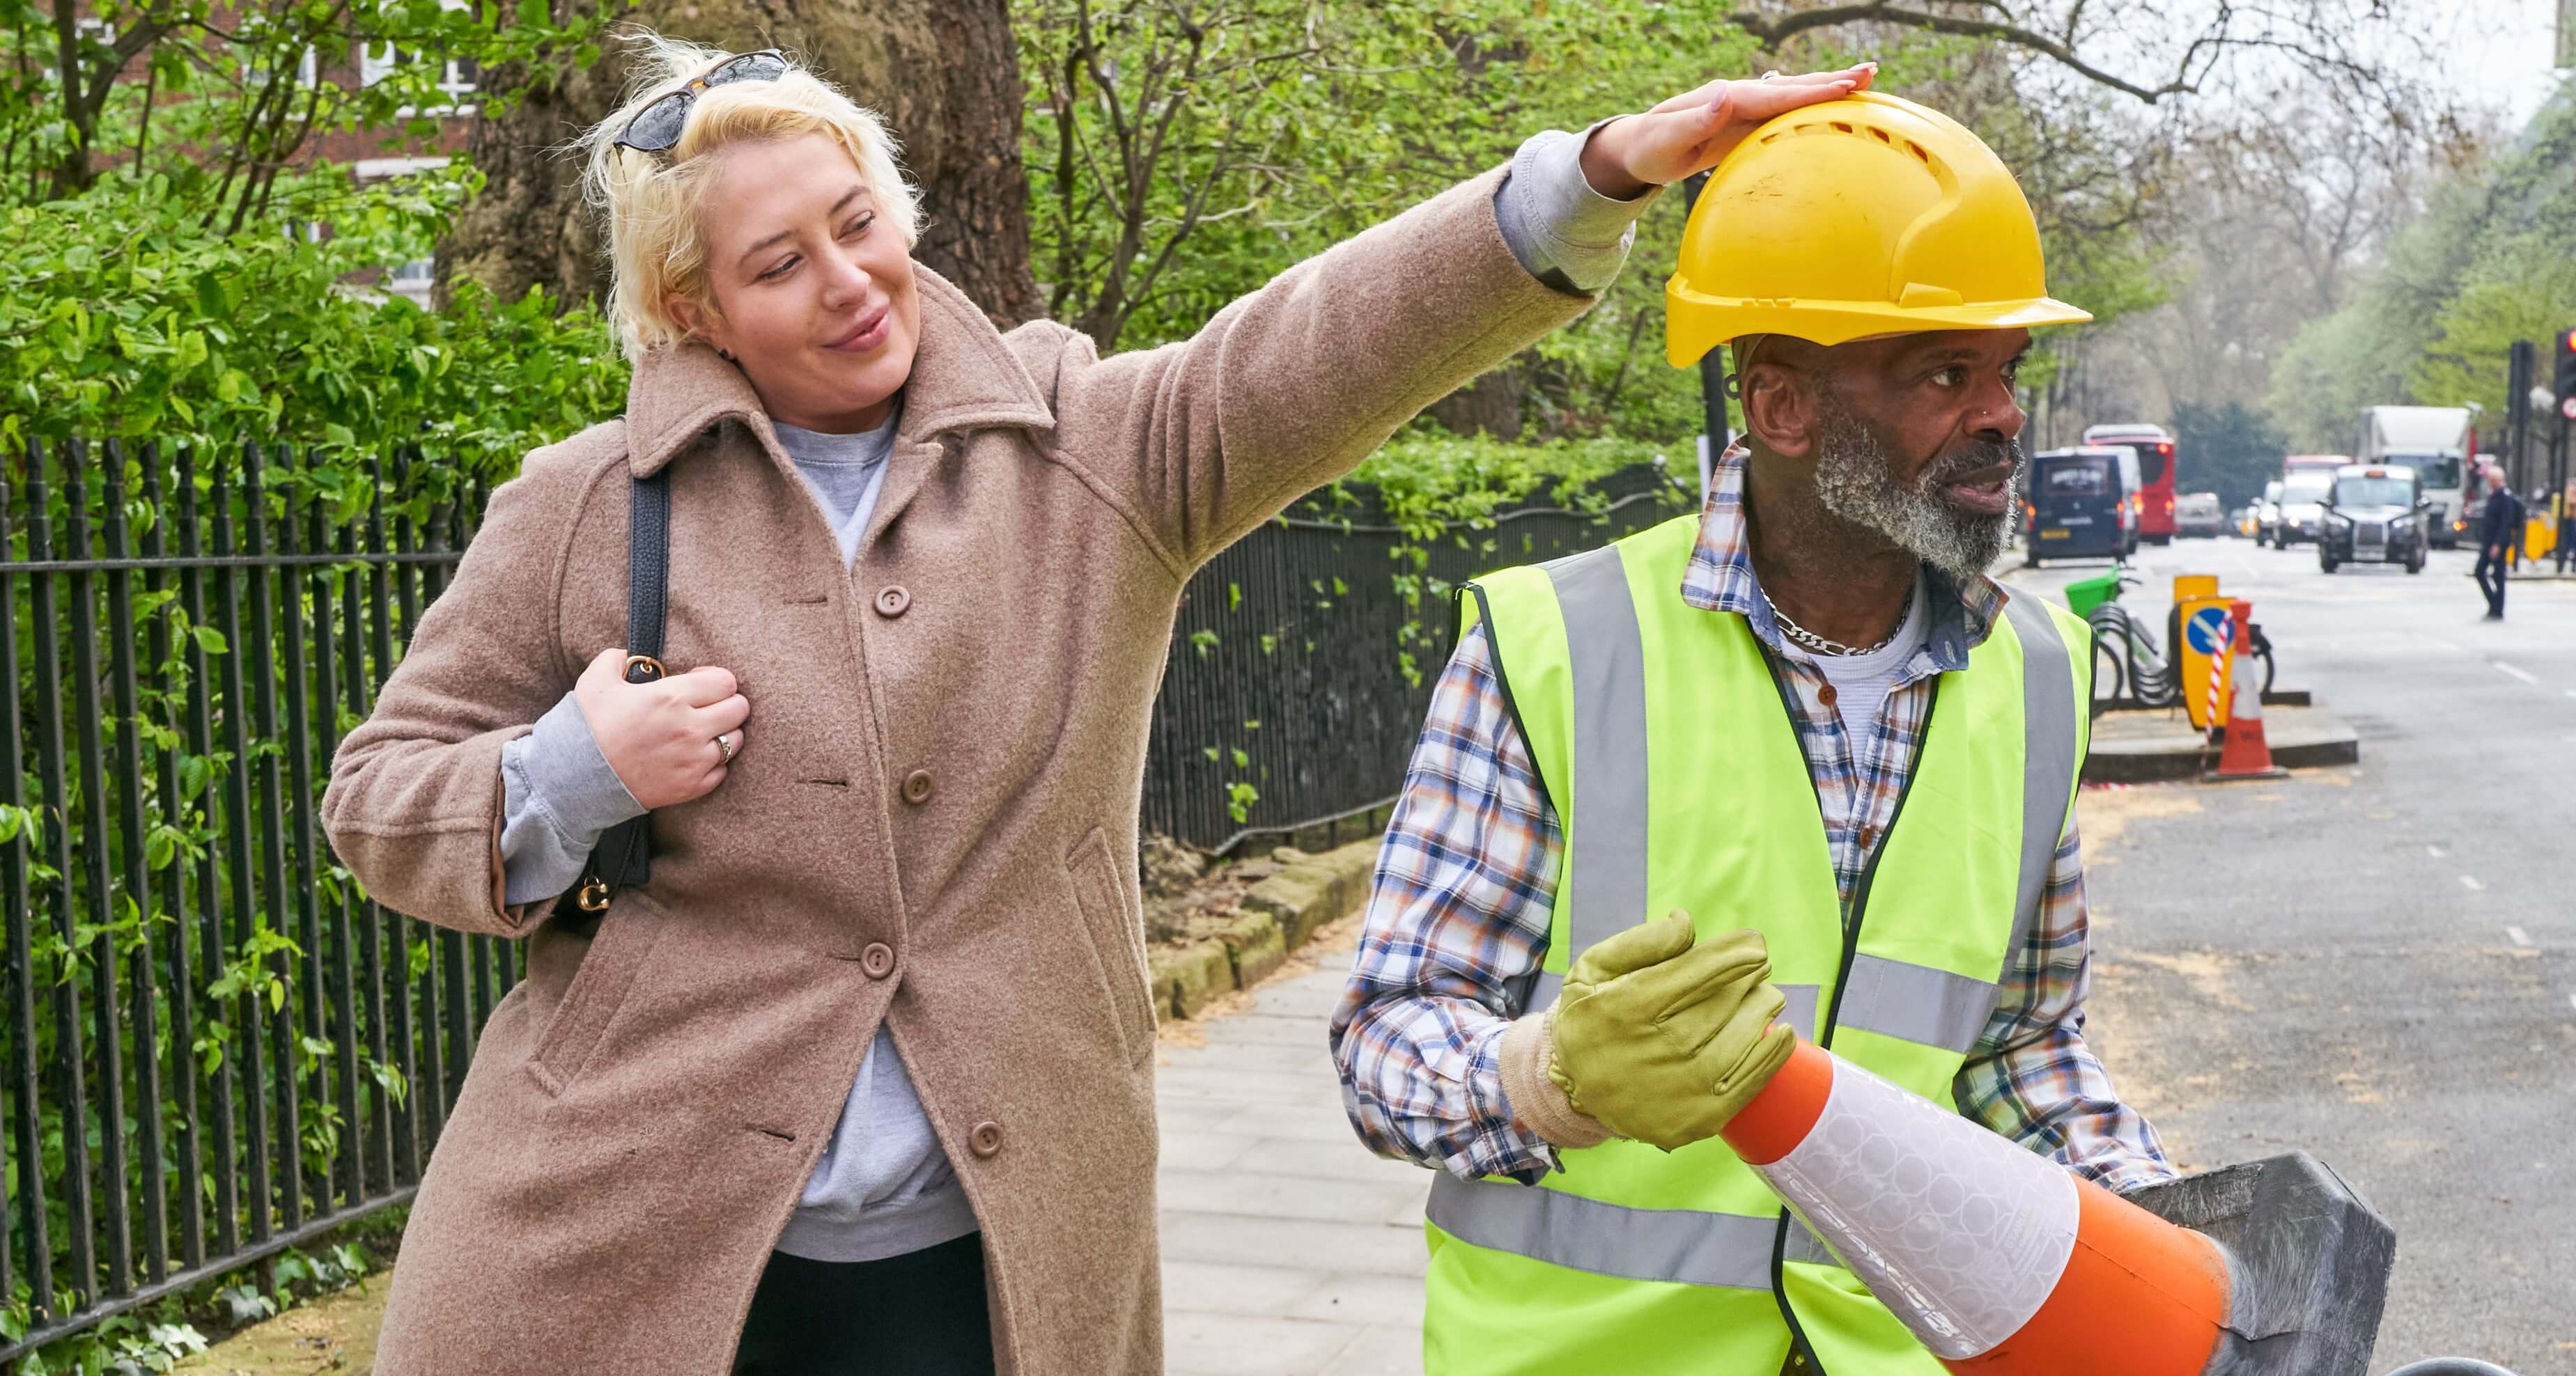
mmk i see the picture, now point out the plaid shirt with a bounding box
[1328,450,2173,1190]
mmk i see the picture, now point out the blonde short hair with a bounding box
[576,33,922,361]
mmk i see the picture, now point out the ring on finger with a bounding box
[714,732,736,765]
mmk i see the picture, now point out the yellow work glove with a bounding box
[1545,912,1797,1152]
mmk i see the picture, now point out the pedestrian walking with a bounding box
[2475,467,2522,619]
[321,33,1875,1375]
[1331,91,2175,1375]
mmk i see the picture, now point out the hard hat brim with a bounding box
[1665,283,2094,368]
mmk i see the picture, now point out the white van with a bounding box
[2356,406,2472,548]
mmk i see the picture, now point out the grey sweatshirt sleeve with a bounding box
[1493,122,1668,296]
[497,693,647,904]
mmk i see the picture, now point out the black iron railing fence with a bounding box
[0,438,502,1363]
[0,439,1686,1359]
[1147,464,1691,850]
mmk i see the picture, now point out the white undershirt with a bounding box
[1804,576,1930,758]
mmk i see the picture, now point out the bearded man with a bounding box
[1330,91,2174,1376]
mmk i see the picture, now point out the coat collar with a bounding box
[623,264,1057,478]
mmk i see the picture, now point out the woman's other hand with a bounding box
[574,647,750,808]
[1578,62,1879,199]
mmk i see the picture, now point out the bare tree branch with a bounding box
[1732,2,2196,101]
[1729,1,2433,116]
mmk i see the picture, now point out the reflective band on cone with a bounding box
[1723,1042,2233,1374]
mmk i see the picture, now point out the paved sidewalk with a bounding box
[1156,936,1431,1376]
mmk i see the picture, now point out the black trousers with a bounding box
[2476,544,2509,617]
[732,1233,995,1375]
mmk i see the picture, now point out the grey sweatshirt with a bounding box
[493,124,1663,1261]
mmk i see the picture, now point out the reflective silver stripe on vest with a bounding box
[1427,1174,1789,1289]
[1832,954,1994,1054]
[1544,546,1651,956]
[1999,592,2078,985]
[1783,1225,1839,1268]
[1529,967,1565,1010]
[1778,983,1818,1041]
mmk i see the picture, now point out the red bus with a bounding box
[2083,424,2178,545]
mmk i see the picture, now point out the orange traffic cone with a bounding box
[2207,597,2287,781]
[1722,1040,2235,1373]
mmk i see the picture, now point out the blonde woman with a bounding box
[323,36,1870,1375]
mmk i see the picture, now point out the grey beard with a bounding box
[1810,386,2019,582]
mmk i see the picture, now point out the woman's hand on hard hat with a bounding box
[1578,62,1878,198]
[1542,912,1800,1152]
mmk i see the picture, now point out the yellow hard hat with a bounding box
[1664,91,2089,367]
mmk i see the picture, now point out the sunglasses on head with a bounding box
[614,49,789,153]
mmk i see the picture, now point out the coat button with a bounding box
[901,769,935,804]
[860,942,897,980]
[968,1121,1003,1159]
[874,586,911,618]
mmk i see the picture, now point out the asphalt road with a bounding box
[2001,535,2576,1375]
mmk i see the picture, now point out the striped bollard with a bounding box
[2201,608,2233,758]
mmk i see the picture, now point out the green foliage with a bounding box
[1,0,629,226]
[1019,1,2167,444]
[2412,233,2576,413]
[5,1231,387,1374]
[0,0,635,492]
[2,1301,207,1375]
[2171,400,2287,509]
[1018,0,1757,436]
[1331,429,1679,540]
[1,171,629,481]
[2269,89,2576,451]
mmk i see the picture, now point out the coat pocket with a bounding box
[1066,828,1155,1068]
[527,897,668,1097]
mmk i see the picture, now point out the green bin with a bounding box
[2062,570,2120,618]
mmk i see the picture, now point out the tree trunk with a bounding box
[1425,368,1525,440]
[440,0,1039,329]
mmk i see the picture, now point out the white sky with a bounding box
[2066,0,2568,130]
[2439,0,2565,128]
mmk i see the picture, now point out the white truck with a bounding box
[2355,405,2475,548]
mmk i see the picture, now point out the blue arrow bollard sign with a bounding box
[2184,605,2233,657]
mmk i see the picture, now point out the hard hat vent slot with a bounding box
[1907,141,1930,163]
[1870,127,1893,144]
[1831,121,1855,134]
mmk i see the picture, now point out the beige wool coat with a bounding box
[321,165,1593,1373]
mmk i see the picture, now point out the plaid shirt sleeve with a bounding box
[1952,818,2178,1194]
[1328,620,1567,1185]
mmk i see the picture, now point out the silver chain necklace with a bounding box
[1761,587,1901,657]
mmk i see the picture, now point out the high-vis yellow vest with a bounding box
[1422,515,2090,1375]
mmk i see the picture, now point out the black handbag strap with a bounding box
[625,469,672,681]
[573,469,671,914]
